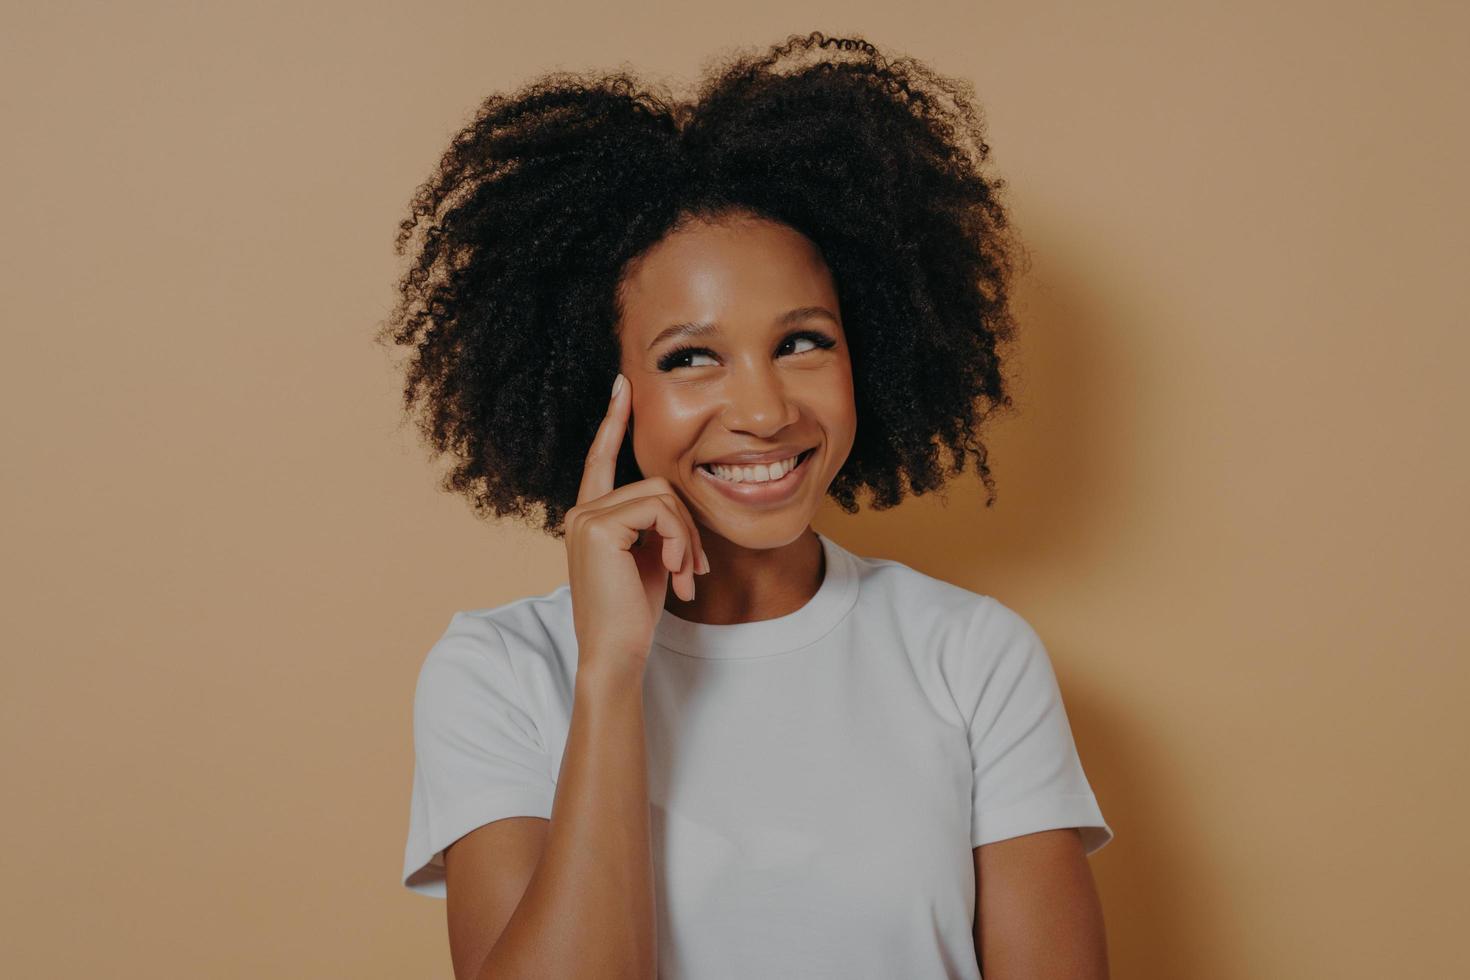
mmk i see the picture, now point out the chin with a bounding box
[692,511,818,552]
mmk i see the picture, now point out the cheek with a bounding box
[628,391,700,463]
[816,371,858,460]
[816,370,857,428]
[654,388,715,428]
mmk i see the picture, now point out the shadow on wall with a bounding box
[821,219,1221,979]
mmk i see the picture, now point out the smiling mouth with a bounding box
[697,448,815,485]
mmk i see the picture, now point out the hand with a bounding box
[564,372,710,674]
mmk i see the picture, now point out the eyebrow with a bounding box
[645,305,839,351]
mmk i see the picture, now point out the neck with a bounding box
[663,526,823,625]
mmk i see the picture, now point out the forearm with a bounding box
[478,660,657,980]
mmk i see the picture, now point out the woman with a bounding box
[385,31,1113,979]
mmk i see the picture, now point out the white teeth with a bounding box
[704,452,803,484]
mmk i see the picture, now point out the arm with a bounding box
[468,661,657,980]
[973,828,1109,979]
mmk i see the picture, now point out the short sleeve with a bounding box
[964,599,1113,856]
[402,611,558,898]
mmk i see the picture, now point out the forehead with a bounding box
[617,216,837,340]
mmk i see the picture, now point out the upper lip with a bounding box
[700,446,814,466]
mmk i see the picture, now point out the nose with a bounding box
[719,356,800,437]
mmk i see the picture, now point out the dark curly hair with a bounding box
[376,31,1028,539]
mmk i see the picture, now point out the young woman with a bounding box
[385,31,1113,980]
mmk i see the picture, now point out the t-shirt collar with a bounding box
[651,530,859,660]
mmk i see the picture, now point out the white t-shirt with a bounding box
[402,530,1112,979]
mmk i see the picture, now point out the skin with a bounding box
[614,211,1109,977]
[974,828,1110,978]
[615,211,856,624]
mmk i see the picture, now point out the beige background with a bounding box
[3,2,1464,977]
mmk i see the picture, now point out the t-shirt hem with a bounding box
[971,792,1113,856]
[403,784,556,898]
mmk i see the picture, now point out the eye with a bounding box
[656,329,837,372]
[657,344,719,371]
[779,330,837,357]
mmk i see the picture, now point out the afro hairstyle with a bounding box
[376,30,1028,538]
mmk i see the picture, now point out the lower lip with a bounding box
[696,449,816,505]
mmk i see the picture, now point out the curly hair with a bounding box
[376,31,1028,539]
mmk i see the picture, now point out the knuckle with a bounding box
[584,517,614,545]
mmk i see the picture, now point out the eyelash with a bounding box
[656,330,838,372]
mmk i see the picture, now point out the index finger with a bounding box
[576,371,631,505]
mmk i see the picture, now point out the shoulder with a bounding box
[841,545,1048,681]
[844,546,1022,638]
[414,584,578,702]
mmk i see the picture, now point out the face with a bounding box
[615,213,857,551]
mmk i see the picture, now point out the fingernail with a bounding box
[610,373,625,401]
[698,550,710,575]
